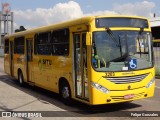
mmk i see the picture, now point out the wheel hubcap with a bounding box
[19,74,22,84]
[62,87,69,99]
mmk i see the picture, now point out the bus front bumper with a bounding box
[90,82,155,105]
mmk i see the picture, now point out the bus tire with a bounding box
[60,82,72,105]
[18,71,24,86]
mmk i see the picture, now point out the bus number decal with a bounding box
[105,72,115,77]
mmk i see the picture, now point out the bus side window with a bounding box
[37,32,52,55]
[51,28,69,56]
[14,37,25,54]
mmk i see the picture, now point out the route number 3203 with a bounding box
[105,72,115,77]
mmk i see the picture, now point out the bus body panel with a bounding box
[32,55,72,93]
[13,54,25,79]
[89,67,155,104]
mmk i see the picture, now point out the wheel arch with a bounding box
[58,77,71,95]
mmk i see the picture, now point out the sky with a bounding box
[1,0,160,30]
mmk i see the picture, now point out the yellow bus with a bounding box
[4,15,155,105]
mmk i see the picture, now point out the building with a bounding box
[150,17,160,76]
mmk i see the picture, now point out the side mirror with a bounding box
[86,32,92,45]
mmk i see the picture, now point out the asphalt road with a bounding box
[0,57,160,120]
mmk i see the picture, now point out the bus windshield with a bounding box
[92,31,153,72]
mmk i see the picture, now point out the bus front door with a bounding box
[9,41,13,76]
[73,33,89,100]
[26,39,33,83]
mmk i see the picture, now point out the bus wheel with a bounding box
[60,82,72,105]
[18,71,24,86]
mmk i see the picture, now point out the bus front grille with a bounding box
[106,73,149,84]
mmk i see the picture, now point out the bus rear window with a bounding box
[96,18,148,28]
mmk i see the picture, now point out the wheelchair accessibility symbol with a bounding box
[129,59,137,69]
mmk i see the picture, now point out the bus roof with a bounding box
[5,15,149,38]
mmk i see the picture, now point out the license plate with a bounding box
[124,94,134,100]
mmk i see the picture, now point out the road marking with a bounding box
[155,86,160,89]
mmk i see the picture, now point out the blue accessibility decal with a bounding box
[129,59,137,69]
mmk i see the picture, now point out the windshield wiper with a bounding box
[106,27,120,46]
[105,27,122,56]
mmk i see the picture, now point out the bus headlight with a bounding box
[146,78,155,88]
[91,82,109,94]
